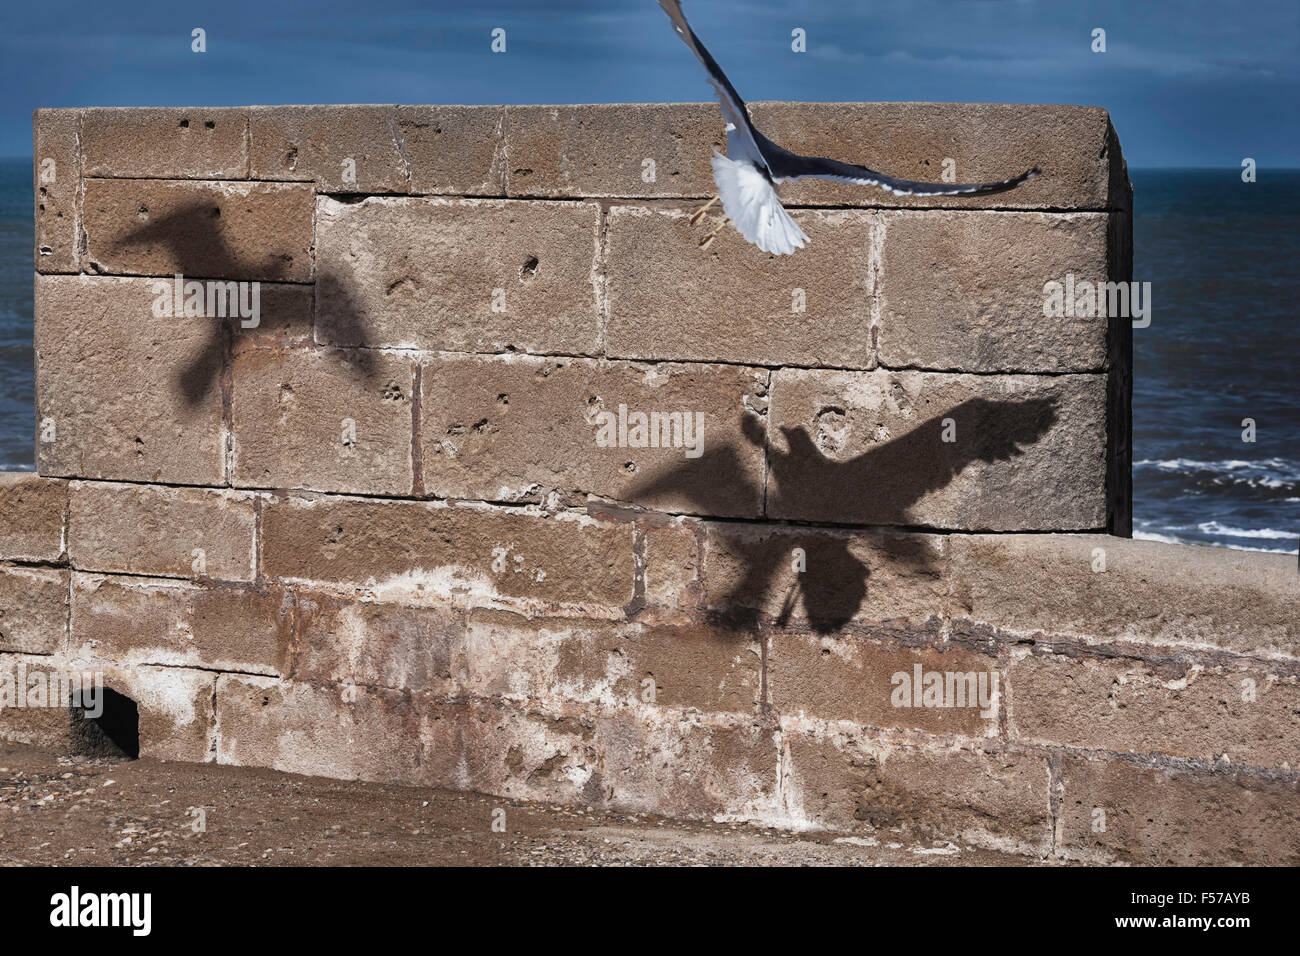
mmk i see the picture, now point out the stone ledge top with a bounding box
[35,102,1128,209]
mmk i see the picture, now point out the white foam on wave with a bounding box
[1135,456,1300,475]
[1196,521,1296,540]
[1132,530,1185,545]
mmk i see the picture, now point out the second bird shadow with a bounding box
[111,202,377,405]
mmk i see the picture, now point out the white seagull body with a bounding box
[658,0,1041,255]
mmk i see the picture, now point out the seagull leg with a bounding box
[689,195,719,226]
[698,219,727,249]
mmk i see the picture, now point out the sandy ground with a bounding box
[0,741,1053,866]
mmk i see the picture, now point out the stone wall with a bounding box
[7,104,1297,864]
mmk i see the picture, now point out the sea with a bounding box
[0,160,1295,554]
[1130,169,1298,554]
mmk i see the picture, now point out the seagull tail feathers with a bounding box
[709,149,809,256]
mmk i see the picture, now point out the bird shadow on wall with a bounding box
[110,202,377,405]
[629,395,1059,634]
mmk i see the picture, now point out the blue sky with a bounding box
[1,0,1296,165]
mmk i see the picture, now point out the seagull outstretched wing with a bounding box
[754,134,1040,196]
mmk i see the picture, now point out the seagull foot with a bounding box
[689,195,719,226]
[698,220,726,249]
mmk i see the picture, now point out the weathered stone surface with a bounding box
[230,347,415,495]
[315,196,600,353]
[1056,754,1300,865]
[260,496,636,612]
[418,698,472,788]
[1008,648,1300,769]
[767,369,1107,529]
[769,630,998,737]
[0,474,67,562]
[82,107,249,179]
[249,105,407,192]
[642,516,701,611]
[34,109,80,273]
[419,354,767,515]
[699,523,946,630]
[293,591,465,694]
[35,276,225,485]
[248,105,507,195]
[463,609,616,702]
[948,534,1300,660]
[228,281,315,352]
[782,731,1051,852]
[83,179,314,281]
[69,481,256,581]
[597,712,777,818]
[604,204,877,368]
[396,106,507,195]
[0,654,76,748]
[878,211,1112,372]
[505,104,722,198]
[455,699,600,804]
[618,621,758,715]
[216,675,430,782]
[465,608,760,714]
[748,102,1125,211]
[0,566,69,654]
[70,573,291,676]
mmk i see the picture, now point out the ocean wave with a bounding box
[1133,528,1298,554]
[1134,457,1300,497]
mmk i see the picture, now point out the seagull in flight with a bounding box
[658,0,1041,255]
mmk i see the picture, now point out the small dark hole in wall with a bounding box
[212,206,221,218]
[70,687,140,759]
[520,256,539,280]
[204,120,215,129]
[179,119,189,129]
